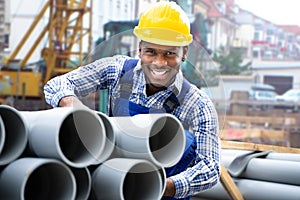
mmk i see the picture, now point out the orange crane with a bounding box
[2,0,92,98]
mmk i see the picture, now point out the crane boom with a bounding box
[2,0,92,97]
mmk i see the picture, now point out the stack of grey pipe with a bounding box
[193,149,300,200]
[0,105,186,200]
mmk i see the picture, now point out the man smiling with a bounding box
[140,41,187,95]
[44,1,220,199]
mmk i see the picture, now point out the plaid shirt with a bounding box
[44,55,221,199]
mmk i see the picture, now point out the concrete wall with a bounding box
[206,75,254,101]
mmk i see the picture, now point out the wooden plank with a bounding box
[221,140,300,154]
[220,164,244,200]
[222,115,296,129]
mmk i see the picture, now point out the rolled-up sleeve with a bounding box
[43,55,126,107]
[171,87,221,199]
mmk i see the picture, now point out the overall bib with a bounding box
[109,59,196,200]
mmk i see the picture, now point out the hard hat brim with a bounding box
[134,27,193,47]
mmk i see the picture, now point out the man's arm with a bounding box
[58,96,84,107]
[169,89,221,199]
[44,55,125,108]
[163,178,176,197]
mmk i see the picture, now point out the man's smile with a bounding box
[150,68,169,77]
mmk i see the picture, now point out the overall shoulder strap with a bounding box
[121,59,139,77]
[163,78,191,113]
[119,59,139,98]
[178,79,192,102]
[109,59,139,117]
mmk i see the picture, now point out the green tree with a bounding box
[213,46,251,75]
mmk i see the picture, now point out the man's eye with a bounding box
[144,49,155,54]
[165,51,176,55]
[165,51,177,57]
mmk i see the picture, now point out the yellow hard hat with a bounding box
[134,1,193,46]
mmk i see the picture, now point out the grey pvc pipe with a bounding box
[0,157,76,200]
[222,149,300,162]
[94,111,116,163]
[194,181,231,200]
[266,152,300,162]
[71,167,91,200]
[236,178,300,200]
[0,105,28,166]
[109,113,185,167]
[195,178,300,200]
[92,158,163,200]
[21,107,106,168]
[239,157,300,185]
[222,155,300,185]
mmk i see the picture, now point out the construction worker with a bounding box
[44,1,220,199]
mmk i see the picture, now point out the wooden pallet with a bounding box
[219,115,296,146]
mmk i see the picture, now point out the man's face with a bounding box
[138,41,188,88]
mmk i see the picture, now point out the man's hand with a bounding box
[58,96,84,107]
[163,178,176,197]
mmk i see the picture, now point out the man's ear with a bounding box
[182,46,188,61]
[138,41,143,58]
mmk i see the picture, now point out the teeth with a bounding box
[152,69,167,76]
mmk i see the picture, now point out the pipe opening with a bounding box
[71,167,91,200]
[59,110,105,165]
[24,163,75,200]
[149,116,184,166]
[0,106,27,165]
[123,163,161,200]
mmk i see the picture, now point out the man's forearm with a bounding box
[58,96,83,107]
[163,178,176,197]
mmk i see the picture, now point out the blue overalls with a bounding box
[109,59,197,200]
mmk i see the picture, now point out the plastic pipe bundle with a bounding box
[0,105,185,199]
